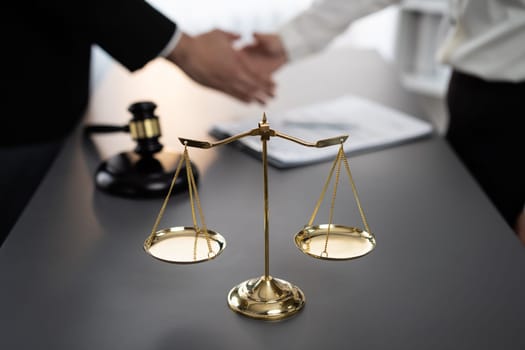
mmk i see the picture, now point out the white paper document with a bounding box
[209,95,434,168]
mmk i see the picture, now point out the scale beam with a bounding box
[179,116,348,150]
[274,130,348,148]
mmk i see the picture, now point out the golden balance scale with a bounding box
[143,114,376,320]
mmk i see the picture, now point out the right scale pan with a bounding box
[295,224,376,260]
[296,142,376,261]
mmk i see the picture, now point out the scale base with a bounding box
[227,276,305,320]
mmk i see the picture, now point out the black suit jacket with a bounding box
[6,0,176,146]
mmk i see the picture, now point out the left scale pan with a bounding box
[144,226,226,264]
[143,142,226,265]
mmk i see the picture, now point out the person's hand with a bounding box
[167,29,275,104]
[239,33,289,76]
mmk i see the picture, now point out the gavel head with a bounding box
[128,101,163,156]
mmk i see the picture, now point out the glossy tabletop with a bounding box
[1,48,524,350]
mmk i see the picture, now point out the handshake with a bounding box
[166,29,288,105]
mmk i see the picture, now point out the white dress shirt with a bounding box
[279,0,525,82]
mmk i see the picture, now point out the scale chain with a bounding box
[341,146,371,234]
[184,148,214,255]
[308,143,341,227]
[146,151,186,246]
[323,145,344,255]
[184,147,200,232]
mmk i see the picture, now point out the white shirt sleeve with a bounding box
[279,0,399,61]
[158,28,183,58]
[437,0,525,81]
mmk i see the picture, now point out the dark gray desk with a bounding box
[1,48,524,350]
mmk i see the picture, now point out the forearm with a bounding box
[279,0,399,61]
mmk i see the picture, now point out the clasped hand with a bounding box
[167,30,287,105]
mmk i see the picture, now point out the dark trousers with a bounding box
[0,141,63,246]
[446,70,525,229]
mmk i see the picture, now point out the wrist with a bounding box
[167,32,193,67]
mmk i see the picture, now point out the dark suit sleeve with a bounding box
[36,0,177,71]
[88,0,177,71]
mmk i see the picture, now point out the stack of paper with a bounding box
[209,95,434,168]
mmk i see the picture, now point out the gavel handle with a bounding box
[83,124,130,134]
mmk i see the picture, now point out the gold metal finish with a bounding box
[262,135,270,279]
[145,226,226,263]
[295,225,375,260]
[178,118,347,151]
[144,113,374,320]
[227,276,305,320]
[295,144,376,260]
[144,145,225,264]
[129,118,161,139]
[273,130,348,148]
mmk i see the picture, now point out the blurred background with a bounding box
[91,1,400,81]
[90,0,449,133]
